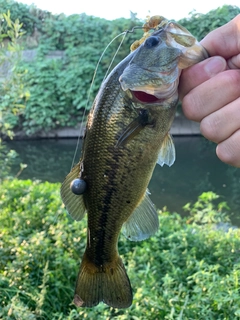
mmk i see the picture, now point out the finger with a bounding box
[201,14,240,59]
[216,129,240,167]
[227,53,240,69]
[200,97,240,143]
[179,56,226,99]
[182,69,240,121]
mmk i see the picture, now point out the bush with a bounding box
[15,13,141,134]
[1,4,240,135]
[0,10,29,138]
[1,179,240,319]
[179,5,240,40]
[0,0,51,36]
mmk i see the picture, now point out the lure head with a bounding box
[70,178,87,195]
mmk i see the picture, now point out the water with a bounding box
[5,136,240,225]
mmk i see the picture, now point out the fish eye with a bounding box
[144,36,160,48]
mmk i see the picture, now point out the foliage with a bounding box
[0,143,18,181]
[0,0,51,36]
[0,10,29,138]
[1,179,240,319]
[179,5,240,40]
[183,191,231,225]
[15,13,141,134]
[0,3,240,135]
[0,11,28,182]
[20,58,69,134]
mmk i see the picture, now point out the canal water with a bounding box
[5,136,240,225]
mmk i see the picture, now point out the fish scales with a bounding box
[83,57,176,264]
[61,15,208,309]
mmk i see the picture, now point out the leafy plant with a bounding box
[179,5,240,40]
[0,10,29,138]
[14,13,141,134]
[0,143,18,181]
[0,0,51,36]
[0,10,28,181]
[0,3,240,135]
[1,179,240,319]
[183,191,231,225]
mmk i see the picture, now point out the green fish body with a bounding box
[61,17,208,308]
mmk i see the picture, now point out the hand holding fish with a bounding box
[180,15,240,167]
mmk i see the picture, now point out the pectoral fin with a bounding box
[157,133,176,167]
[60,163,86,221]
[122,190,159,241]
[116,109,150,147]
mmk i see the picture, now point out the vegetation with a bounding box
[0,179,239,319]
[0,0,141,135]
[178,5,240,40]
[1,5,240,319]
[0,9,29,138]
[0,10,28,183]
[0,1,239,135]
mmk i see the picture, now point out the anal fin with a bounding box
[122,190,159,241]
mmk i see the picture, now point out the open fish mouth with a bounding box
[120,63,180,104]
[129,78,179,104]
[130,90,160,103]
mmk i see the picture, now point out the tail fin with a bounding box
[73,253,133,308]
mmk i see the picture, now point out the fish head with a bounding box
[119,18,208,104]
[119,28,182,103]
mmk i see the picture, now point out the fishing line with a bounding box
[103,26,157,80]
[70,31,131,171]
[70,25,158,171]
[103,31,128,81]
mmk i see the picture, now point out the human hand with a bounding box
[179,15,240,167]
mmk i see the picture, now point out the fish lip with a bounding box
[121,77,163,92]
[120,62,181,104]
[128,77,179,104]
[120,64,180,94]
[120,69,173,92]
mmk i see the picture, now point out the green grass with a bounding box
[1,179,240,319]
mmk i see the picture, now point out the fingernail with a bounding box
[204,57,226,77]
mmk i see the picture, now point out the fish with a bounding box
[60,16,208,309]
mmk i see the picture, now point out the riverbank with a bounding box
[12,115,201,140]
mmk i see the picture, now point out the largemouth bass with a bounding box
[61,16,208,308]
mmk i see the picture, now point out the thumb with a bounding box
[179,56,227,100]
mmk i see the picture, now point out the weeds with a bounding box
[0,179,240,319]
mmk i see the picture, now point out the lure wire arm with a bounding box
[124,26,157,34]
